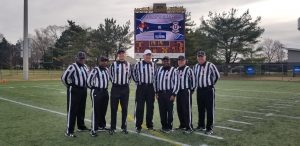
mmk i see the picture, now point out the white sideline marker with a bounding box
[0,96,191,146]
[215,126,242,132]
[242,116,263,120]
[193,132,224,140]
[227,120,253,125]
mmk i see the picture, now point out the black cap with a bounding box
[77,51,86,59]
[162,56,170,61]
[197,51,206,57]
[98,56,108,62]
[177,55,185,60]
[117,49,126,54]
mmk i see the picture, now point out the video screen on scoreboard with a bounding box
[134,13,185,58]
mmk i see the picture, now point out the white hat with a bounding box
[143,49,152,55]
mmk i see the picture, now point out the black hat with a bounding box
[117,49,126,54]
[197,51,206,57]
[162,56,170,61]
[98,56,108,62]
[77,51,86,59]
[177,55,185,60]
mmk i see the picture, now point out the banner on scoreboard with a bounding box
[134,13,185,58]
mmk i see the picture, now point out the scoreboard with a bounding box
[134,12,185,58]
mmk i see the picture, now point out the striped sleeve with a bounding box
[189,67,196,90]
[128,62,132,81]
[210,63,220,84]
[172,69,179,95]
[61,65,75,87]
[87,68,97,88]
[153,66,160,93]
[132,63,138,83]
[193,64,198,88]
[109,63,114,82]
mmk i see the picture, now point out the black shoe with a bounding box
[195,127,206,131]
[65,132,76,137]
[109,129,116,135]
[77,126,91,132]
[98,127,109,132]
[175,127,185,130]
[136,128,142,133]
[205,130,213,135]
[90,131,98,137]
[183,129,193,134]
[122,129,128,134]
[160,128,170,134]
[147,127,156,131]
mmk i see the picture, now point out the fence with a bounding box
[215,62,300,81]
[1,63,300,81]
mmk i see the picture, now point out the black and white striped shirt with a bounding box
[177,65,196,90]
[194,61,220,88]
[87,66,109,89]
[109,61,131,85]
[154,66,179,95]
[132,60,156,84]
[61,63,89,87]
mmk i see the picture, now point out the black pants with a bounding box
[110,85,129,130]
[66,86,87,133]
[157,90,174,130]
[135,84,155,129]
[90,88,109,132]
[197,87,215,131]
[177,89,193,130]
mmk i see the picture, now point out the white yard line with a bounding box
[266,106,287,109]
[227,120,253,125]
[0,96,190,146]
[193,132,224,140]
[272,103,294,107]
[214,126,242,132]
[217,94,294,102]
[242,116,263,120]
[258,109,280,112]
[216,88,300,95]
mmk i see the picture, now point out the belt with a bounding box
[197,85,214,90]
[70,85,86,89]
[158,90,172,93]
[139,83,153,86]
[91,87,107,91]
[112,84,129,87]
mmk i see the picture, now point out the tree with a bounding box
[31,25,65,68]
[200,9,264,75]
[43,20,91,68]
[0,37,11,69]
[260,38,286,63]
[90,18,132,60]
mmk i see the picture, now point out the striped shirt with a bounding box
[154,66,179,95]
[87,66,109,89]
[132,60,156,84]
[61,63,89,87]
[109,61,131,85]
[177,65,196,90]
[194,61,220,88]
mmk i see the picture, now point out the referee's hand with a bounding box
[155,94,158,99]
[170,95,175,101]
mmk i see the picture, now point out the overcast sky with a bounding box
[0,0,299,56]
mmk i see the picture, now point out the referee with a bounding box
[155,56,179,133]
[176,55,196,134]
[132,49,156,133]
[61,51,90,137]
[194,51,220,135]
[109,49,131,135]
[87,56,109,137]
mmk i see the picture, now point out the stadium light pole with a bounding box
[23,0,29,80]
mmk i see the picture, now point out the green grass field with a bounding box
[0,80,299,146]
